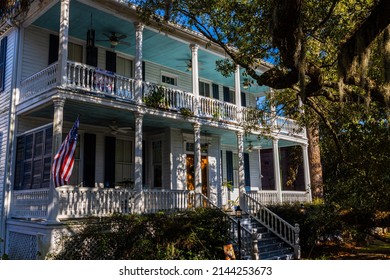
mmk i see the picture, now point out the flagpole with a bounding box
[47,97,65,223]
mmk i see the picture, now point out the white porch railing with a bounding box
[18,62,304,137]
[199,96,238,122]
[19,63,58,102]
[11,188,310,220]
[247,190,309,205]
[275,116,305,137]
[11,188,50,219]
[281,191,309,204]
[142,82,196,112]
[141,189,196,213]
[57,186,137,219]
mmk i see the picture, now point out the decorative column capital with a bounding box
[134,22,145,32]
[189,43,199,53]
[134,111,145,119]
[192,122,201,130]
[52,96,66,108]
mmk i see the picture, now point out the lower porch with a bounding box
[10,187,309,221]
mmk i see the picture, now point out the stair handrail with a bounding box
[243,193,301,259]
[198,193,255,259]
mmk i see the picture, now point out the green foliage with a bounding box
[50,208,230,260]
[143,86,168,109]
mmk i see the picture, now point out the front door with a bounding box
[186,155,208,206]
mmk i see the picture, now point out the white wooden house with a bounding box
[0,0,311,259]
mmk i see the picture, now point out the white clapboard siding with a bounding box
[21,26,50,81]
[0,29,17,216]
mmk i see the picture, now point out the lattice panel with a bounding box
[8,231,38,260]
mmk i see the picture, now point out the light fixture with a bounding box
[247,141,253,152]
[235,205,242,219]
[186,60,192,72]
[242,79,252,89]
[110,38,119,46]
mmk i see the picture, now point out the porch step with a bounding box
[238,216,296,260]
[260,248,294,260]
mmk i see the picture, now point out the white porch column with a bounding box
[190,44,199,115]
[192,122,202,205]
[56,0,70,86]
[235,65,242,121]
[47,97,66,223]
[301,143,312,202]
[134,112,144,192]
[134,22,144,104]
[272,138,283,203]
[236,131,245,208]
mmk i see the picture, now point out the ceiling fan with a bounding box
[175,58,203,72]
[97,32,130,48]
[108,121,132,135]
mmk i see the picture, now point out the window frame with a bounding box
[161,71,178,87]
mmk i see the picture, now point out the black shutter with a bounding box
[106,50,116,73]
[212,83,219,99]
[142,140,146,185]
[48,34,59,65]
[104,136,116,188]
[142,61,145,81]
[0,36,7,92]
[223,86,230,102]
[244,153,251,187]
[14,136,25,190]
[226,151,234,186]
[86,46,98,67]
[241,91,247,107]
[83,133,96,188]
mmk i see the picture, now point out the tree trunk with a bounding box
[307,123,323,199]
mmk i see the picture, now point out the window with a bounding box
[14,126,53,190]
[116,56,133,78]
[0,36,7,92]
[223,86,235,104]
[115,139,133,184]
[199,81,211,97]
[152,140,162,188]
[161,72,177,86]
[68,42,83,63]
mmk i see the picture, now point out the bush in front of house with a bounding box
[50,208,230,260]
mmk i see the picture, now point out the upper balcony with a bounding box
[18,60,305,138]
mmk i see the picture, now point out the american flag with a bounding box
[52,117,79,188]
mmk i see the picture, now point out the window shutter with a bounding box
[105,50,116,73]
[241,91,247,107]
[244,152,251,187]
[104,136,116,188]
[223,86,230,102]
[226,151,234,186]
[86,46,98,67]
[14,137,25,190]
[83,133,96,188]
[142,61,145,81]
[0,36,8,92]
[212,83,219,99]
[48,34,59,65]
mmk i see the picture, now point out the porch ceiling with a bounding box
[31,0,268,95]
[24,99,296,150]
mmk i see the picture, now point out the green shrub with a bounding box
[50,208,230,260]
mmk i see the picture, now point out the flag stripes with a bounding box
[51,117,79,188]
